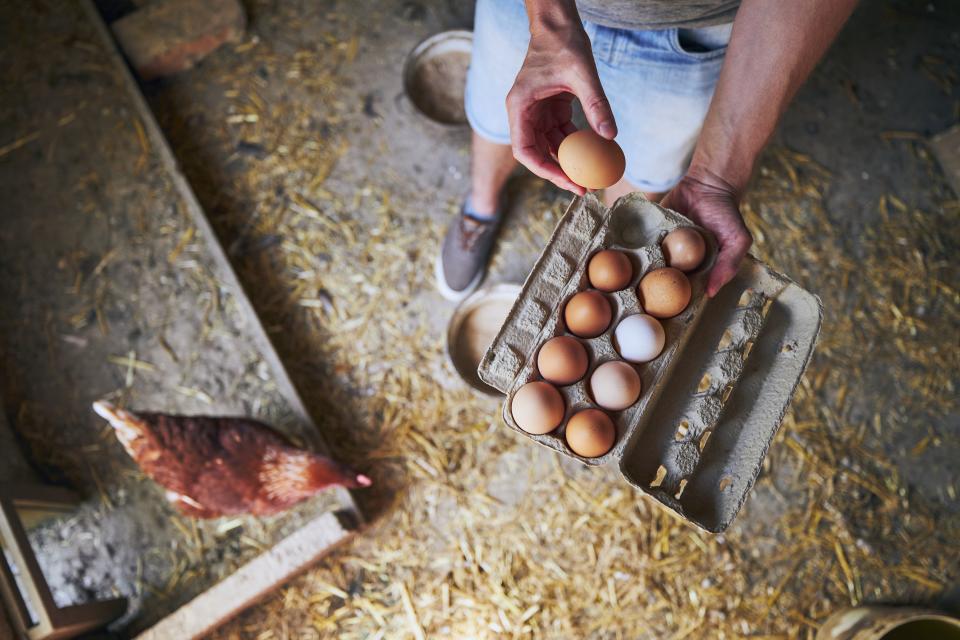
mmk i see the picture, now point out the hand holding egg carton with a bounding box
[479,193,822,532]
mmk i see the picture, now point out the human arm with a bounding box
[506,0,617,195]
[663,0,859,296]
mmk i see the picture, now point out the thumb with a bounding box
[571,70,617,139]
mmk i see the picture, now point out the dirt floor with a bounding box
[135,0,960,637]
[2,0,958,638]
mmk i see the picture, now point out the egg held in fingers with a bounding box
[557,130,626,190]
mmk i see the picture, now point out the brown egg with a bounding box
[564,291,612,338]
[557,130,626,190]
[511,381,565,435]
[565,409,616,458]
[589,361,642,411]
[638,268,692,318]
[588,250,633,292]
[662,227,706,272]
[537,336,589,385]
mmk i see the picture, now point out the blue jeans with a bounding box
[465,0,732,192]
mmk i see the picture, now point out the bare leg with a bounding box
[602,176,663,207]
[470,132,517,216]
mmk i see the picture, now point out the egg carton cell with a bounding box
[479,194,822,532]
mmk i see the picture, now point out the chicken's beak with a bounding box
[92,400,122,422]
[92,400,145,455]
[354,474,372,488]
[92,400,140,435]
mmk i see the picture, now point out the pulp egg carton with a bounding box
[479,193,822,532]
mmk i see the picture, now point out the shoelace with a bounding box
[457,215,493,252]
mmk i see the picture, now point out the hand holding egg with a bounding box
[504,31,618,195]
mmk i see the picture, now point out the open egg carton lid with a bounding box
[478,193,822,532]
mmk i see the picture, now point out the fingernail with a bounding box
[598,121,615,139]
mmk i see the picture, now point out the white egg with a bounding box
[614,314,665,363]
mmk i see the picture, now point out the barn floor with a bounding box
[3,0,960,637]
[142,1,959,637]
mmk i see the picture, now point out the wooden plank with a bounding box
[0,400,42,639]
[0,496,57,639]
[0,545,35,640]
[135,511,357,640]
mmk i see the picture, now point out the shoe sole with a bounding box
[434,252,485,302]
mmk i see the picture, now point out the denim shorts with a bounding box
[465,0,732,193]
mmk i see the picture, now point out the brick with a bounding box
[111,0,246,80]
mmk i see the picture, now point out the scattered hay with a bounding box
[132,6,960,639]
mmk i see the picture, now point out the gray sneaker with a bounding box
[435,209,501,301]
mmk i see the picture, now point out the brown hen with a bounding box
[93,400,370,518]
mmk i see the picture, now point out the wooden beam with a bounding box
[136,511,358,640]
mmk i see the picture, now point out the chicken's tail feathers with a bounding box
[92,400,145,453]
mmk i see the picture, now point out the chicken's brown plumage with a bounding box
[93,401,369,518]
